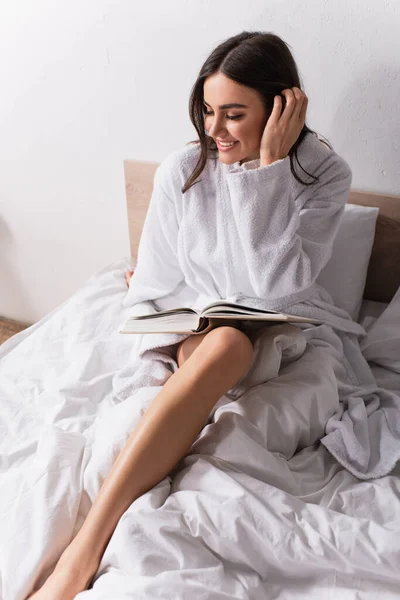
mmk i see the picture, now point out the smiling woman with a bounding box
[183,30,328,193]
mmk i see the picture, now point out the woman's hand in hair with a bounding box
[260,87,308,166]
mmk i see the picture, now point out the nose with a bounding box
[206,116,227,139]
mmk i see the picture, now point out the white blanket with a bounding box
[1,258,400,599]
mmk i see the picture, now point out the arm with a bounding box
[122,165,184,308]
[226,152,352,308]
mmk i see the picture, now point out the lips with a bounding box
[216,140,239,150]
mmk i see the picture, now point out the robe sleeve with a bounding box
[122,164,185,309]
[226,151,352,308]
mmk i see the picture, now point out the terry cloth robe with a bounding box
[122,131,400,480]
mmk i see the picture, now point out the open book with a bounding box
[119,300,322,335]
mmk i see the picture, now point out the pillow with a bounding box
[360,284,400,373]
[316,204,379,322]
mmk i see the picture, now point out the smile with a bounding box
[217,140,239,151]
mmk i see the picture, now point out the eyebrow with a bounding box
[203,100,249,109]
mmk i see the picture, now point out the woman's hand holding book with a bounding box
[124,270,134,287]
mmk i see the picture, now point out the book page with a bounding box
[129,306,201,320]
[201,301,279,317]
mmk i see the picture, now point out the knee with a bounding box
[207,326,253,372]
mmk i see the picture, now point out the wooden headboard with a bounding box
[124,159,400,304]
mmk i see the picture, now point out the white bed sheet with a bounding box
[1,258,400,600]
[358,299,400,394]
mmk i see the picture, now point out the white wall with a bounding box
[1,0,399,323]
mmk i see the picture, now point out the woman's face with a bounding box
[203,72,269,165]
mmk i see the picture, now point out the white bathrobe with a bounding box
[122,132,400,480]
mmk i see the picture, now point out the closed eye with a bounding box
[203,107,243,120]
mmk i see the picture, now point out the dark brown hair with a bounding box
[182,31,332,194]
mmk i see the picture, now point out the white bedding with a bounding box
[1,258,400,600]
[358,299,400,394]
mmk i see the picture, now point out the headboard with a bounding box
[123,159,400,304]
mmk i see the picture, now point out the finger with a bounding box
[292,87,304,117]
[293,88,306,119]
[298,94,308,122]
[280,89,296,121]
[270,94,283,121]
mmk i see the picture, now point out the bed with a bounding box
[1,156,400,599]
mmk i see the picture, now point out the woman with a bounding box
[28,31,399,599]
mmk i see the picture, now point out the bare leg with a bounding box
[27,326,253,599]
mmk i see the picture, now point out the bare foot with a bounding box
[27,558,97,600]
[124,270,134,287]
